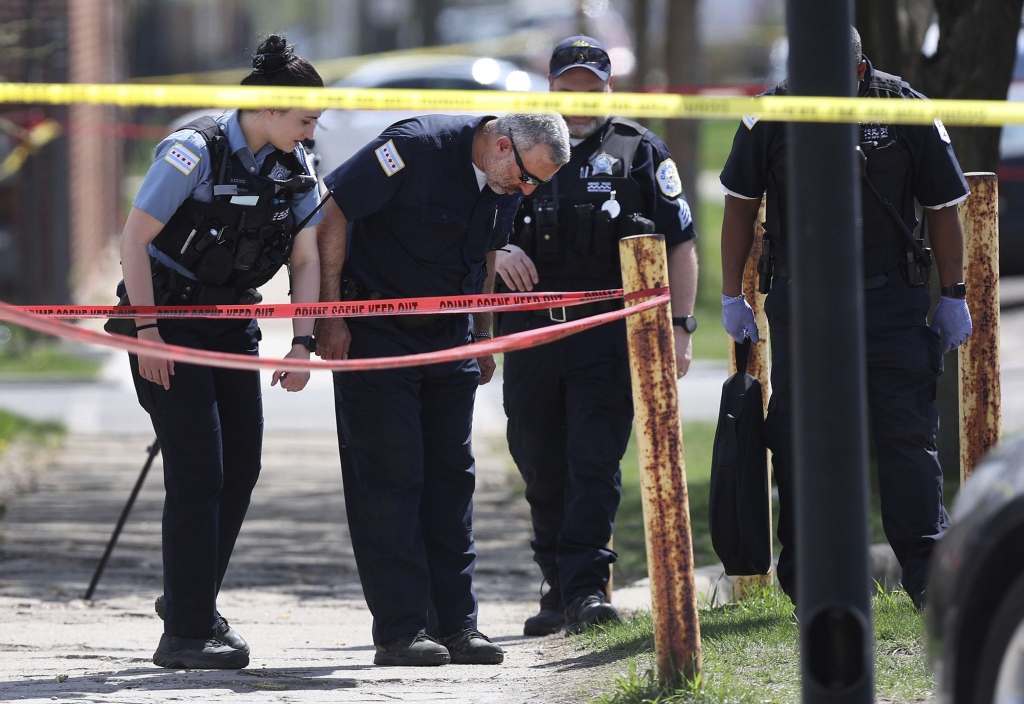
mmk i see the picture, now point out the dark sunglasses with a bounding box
[552,45,611,69]
[508,129,551,186]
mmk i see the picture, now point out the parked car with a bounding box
[170,54,546,178]
[313,54,547,175]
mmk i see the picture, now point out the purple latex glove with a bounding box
[931,296,972,353]
[721,293,759,344]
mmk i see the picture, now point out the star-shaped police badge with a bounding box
[590,152,619,176]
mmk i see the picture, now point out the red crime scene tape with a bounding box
[14,289,630,320]
[0,293,671,374]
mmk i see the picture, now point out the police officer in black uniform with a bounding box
[719,27,973,607]
[316,113,570,665]
[117,36,325,668]
[496,36,699,636]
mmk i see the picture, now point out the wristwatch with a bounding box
[941,283,967,299]
[672,315,698,333]
[472,331,493,342]
[291,335,316,353]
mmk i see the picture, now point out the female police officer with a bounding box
[116,35,324,669]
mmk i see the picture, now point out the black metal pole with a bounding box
[83,438,160,601]
[785,3,874,702]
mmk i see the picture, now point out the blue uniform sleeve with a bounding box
[632,133,696,248]
[132,128,212,224]
[323,132,410,222]
[908,119,970,208]
[289,144,324,228]
[720,117,771,202]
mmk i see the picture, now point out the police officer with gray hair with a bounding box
[316,112,570,666]
[719,27,972,608]
[496,36,699,636]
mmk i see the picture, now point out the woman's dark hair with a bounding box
[241,34,323,88]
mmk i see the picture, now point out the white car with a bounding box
[312,54,547,175]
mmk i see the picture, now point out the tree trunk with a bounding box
[665,0,699,230]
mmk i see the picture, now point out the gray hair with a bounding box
[852,26,863,64]
[493,112,571,166]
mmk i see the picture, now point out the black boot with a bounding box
[524,577,565,636]
[153,633,249,670]
[155,595,249,653]
[565,592,621,634]
[373,632,450,666]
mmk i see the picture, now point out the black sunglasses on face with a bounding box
[552,45,611,69]
[508,129,550,186]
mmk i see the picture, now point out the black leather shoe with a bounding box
[441,628,504,664]
[565,593,621,634]
[524,580,565,636]
[373,633,450,666]
[155,595,249,654]
[153,633,249,669]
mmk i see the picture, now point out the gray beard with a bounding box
[567,117,605,139]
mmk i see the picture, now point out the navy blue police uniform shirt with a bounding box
[720,58,969,232]
[323,115,523,344]
[627,129,697,247]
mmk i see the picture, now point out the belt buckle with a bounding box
[549,307,567,323]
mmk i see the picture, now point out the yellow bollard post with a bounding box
[958,173,1001,483]
[729,197,775,600]
[619,233,701,685]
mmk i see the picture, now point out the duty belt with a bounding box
[532,298,623,323]
[773,261,904,290]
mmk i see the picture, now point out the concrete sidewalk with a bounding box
[0,432,609,703]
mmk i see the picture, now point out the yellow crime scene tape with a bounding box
[1,82,1023,126]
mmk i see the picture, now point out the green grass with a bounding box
[615,423,719,583]
[0,409,64,459]
[579,587,932,703]
[0,324,102,379]
[615,424,962,584]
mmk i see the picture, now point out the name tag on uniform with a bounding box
[230,195,259,206]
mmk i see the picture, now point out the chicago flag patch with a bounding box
[375,139,405,177]
[164,142,200,175]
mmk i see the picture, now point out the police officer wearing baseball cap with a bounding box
[496,36,699,635]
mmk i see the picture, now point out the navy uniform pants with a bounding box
[333,323,480,645]
[129,319,263,640]
[500,312,633,603]
[764,277,951,603]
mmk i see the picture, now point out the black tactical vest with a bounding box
[511,118,651,285]
[150,117,314,305]
[764,70,915,278]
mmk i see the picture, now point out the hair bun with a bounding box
[252,34,294,75]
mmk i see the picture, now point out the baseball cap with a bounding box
[549,35,612,81]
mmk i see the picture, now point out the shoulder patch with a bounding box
[374,139,406,177]
[934,118,952,144]
[742,114,760,130]
[657,159,683,198]
[164,142,200,176]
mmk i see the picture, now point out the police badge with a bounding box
[268,163,292,181]
[590,152,619,176]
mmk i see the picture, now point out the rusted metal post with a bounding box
[729,197,774,600]
[958,173,1001,483]
[620,233,701,685]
